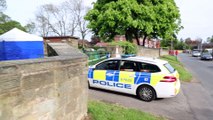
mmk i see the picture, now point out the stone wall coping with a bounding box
[0,56,87,68]
[0,43,87,68]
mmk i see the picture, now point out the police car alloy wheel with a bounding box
[137,86,156,102]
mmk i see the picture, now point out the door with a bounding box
[90,60,120,89]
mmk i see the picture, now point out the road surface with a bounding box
[178,53,213,120]
[179,53,213,97]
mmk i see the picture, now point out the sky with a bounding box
[4,0,213,41]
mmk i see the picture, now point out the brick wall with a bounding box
[0,43,88,120]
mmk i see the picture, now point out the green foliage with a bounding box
[85,0,182,43]
[174,40,190,50]
[0,0,6,11]
[88,100,166,120]
[160,55,192,82]
[0,12,26,34]
[161,39,190,50]
[111,41,138,54]
[207,35,213,43]
[0,21,26,34]
[24,22,36,33]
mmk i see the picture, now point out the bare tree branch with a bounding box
[34,0,91,39]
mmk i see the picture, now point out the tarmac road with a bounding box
[178,53,213,120]
[89,53,213,120]
[178,53,213,98]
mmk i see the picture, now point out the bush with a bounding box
[111,41,138,54]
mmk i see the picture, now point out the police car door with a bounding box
[118,60,141,94]
[119,61,152,94]
[90,60,120,90]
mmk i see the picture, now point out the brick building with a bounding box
[114,35,160,48]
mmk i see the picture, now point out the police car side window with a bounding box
[120,61,140,72]
[139,63,161,73]
[95,60,119,70]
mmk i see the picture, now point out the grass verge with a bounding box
[160,55,192,82]
[88,100,166,120]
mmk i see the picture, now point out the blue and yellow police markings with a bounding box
[90,70,158,89]
[93,70,106,81]
[91,70,132,89]
[134,72,151,84]
[150,73,164,86]
[88,68,94,79]
[119,71,135,84]
[106,70,119,82]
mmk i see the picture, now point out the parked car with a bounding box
[200,52,213,60]
[192,51,201,57]
[183,49,191,54]
[88,56,181,102]
[204,48,213,56]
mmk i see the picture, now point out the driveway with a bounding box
[89,53,213,120]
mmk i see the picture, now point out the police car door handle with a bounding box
[129,75,136,78]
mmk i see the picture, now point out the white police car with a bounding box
[88,56,180,102]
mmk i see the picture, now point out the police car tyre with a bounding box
[137,85,156,102]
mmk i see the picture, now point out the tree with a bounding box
[174,40,189,50]
[24,21,36,34]
[161,38,190,50]
[85,0,182,45]
[0,1,26,34]
[207,35,213,43]
[35,3,72,36]
[35,0,90,39]
[0,12,26,34]
[90,35,101,45]
[185,37,192,44]
[0,0,6,11]
[64,0,90,40]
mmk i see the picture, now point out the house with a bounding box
[114,35,161,48]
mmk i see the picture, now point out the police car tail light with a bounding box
[160,76,177,82]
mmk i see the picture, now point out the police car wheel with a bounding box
[137,86,155,102]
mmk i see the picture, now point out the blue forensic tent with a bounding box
[0,28,44,61]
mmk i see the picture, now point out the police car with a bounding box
[88,56,180,102]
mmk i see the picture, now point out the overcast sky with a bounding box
[4,0,213,41]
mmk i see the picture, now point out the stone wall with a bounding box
[160,48,169,56]
[137,46,169,58]
[0,43,88,120]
